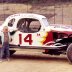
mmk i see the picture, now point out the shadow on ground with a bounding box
[11,54,68,62]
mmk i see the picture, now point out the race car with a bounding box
[0,13,72,63]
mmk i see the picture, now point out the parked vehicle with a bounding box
[0,13,72,63]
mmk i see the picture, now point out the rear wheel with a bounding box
[3,50,16,58]
[67,43,72,63]
[9,50,16,56]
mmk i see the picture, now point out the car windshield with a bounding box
[42,18,49,27]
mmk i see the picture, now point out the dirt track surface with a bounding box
[0,50,72,72]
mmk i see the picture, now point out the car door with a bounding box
[11,18,50,47]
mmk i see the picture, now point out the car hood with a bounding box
[46,24,72,32]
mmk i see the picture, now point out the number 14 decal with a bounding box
[19,34,33,45]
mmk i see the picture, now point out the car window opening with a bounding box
[17,18,41,33]
[8,18,15,27]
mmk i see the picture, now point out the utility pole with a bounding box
[54,0,56,24]
[62,4,63,24]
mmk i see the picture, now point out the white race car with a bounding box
[0,13,72,63]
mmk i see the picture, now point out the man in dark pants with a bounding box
[0,26,10,62]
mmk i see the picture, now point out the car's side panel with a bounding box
[10,31,53,47]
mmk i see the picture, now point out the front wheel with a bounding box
[67,43,72,63]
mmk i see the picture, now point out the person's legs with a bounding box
[0,48,2,61]
[5,44,10,60]
[0,45,5,62]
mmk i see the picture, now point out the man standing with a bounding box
[0,26,10,62]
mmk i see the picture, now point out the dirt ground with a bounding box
[0,50,72,72]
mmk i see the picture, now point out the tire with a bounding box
[9,50,16,56]
[67,43,72,63]
[3,50,16,58]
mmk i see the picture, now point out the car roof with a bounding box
[7,13,46,20]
